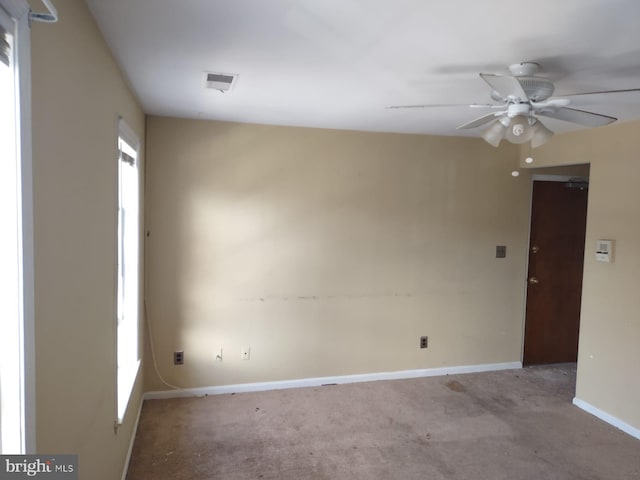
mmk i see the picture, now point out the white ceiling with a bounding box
[85,0,640,137]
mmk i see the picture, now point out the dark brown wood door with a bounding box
[523,180,588,366]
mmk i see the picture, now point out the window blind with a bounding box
[0,7,11,67]
[119,149,135,166]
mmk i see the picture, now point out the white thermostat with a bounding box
[595,239,614,263]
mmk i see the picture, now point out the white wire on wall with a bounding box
[144,299,201,398]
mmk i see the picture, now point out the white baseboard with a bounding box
[144,361,522,400]
[573,397,640,441]
[120,398,144,480]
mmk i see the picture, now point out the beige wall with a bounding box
[528,165,590,178]
[145,116,535,391]
[31,0,145,478]
[518,123,625,168]
[523,120,640,431]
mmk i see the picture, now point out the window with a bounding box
[0,0,34,454]
[116,119,141,423]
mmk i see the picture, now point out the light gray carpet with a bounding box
[126,365,640,479]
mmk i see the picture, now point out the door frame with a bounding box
[520,174,590,364]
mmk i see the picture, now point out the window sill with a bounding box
[117,359,140,424]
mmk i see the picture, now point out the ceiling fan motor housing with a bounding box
[517,76,555,102]
[506,103,531,117]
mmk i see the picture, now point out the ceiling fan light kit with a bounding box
[530,121,554,148]
[481,113,552,147]
[504,115,534,144]
[481,120,508,147]
[390,61,625,149]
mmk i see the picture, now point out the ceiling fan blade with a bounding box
[561,88,640,97]
[479,73,528,101]
[386,103,497,109]
[456,112,502,130]
[537,107,616,127]
[531,98,570,109]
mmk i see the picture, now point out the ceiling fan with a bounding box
[389,62,640,148]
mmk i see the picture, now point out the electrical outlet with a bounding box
[174,351,184,365]
[420,336,428,349]
[240,347,250,360]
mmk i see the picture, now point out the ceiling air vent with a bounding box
[205,72,238,92]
